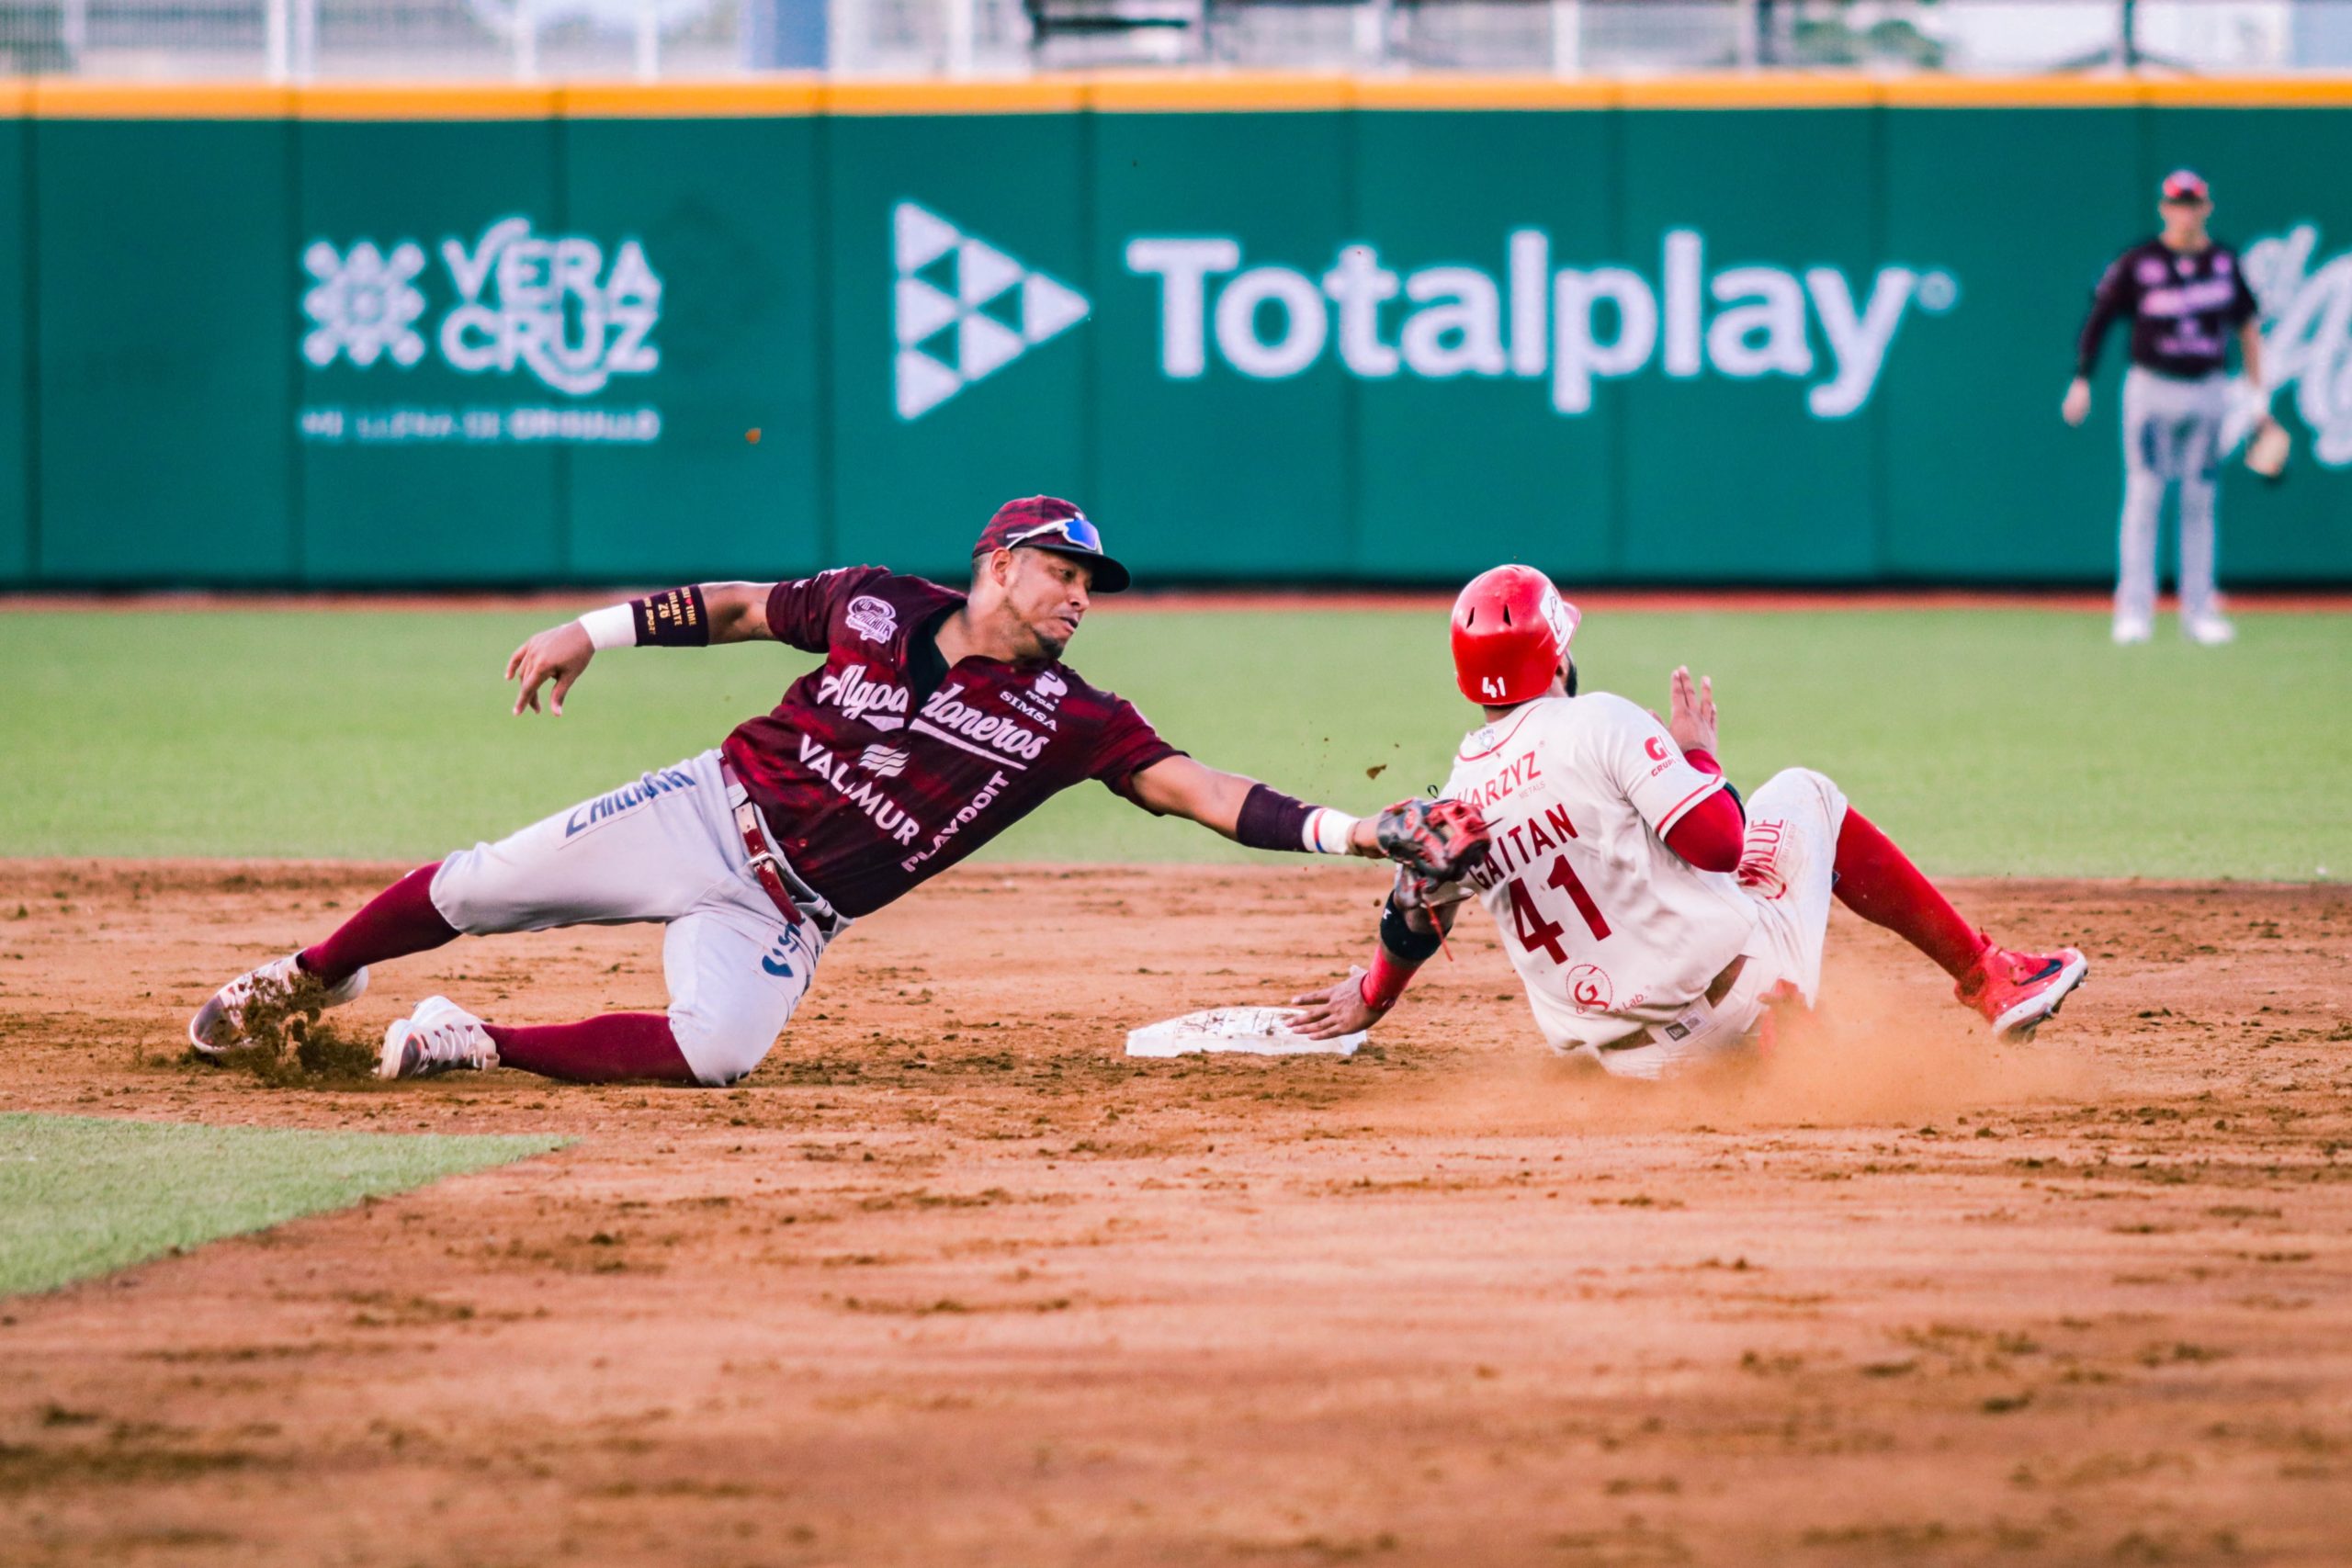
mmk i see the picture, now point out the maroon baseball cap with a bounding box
[2161,168,2211,204]
[971,496,1131,593]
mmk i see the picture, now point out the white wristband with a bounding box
[579,604,636,651]
[1302,807,1360,855]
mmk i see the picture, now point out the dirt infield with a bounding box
[2,861,2348,1567]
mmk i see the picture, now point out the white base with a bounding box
[1125,1007,1363,1058]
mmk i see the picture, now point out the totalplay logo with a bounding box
[888,206,1954,423]
[892,203,1091,421]
[1127,230,1955,419]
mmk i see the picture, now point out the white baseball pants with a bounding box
[426,748,843,1086]
[2118,366,2232,626]
[1589,768,1848,1081]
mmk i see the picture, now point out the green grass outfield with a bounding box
[4,604,2346,880]
[0,1114,562,1296]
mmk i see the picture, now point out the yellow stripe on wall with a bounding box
[7,72,2352,118]
[562,78,824,116]
[1085,71,1353,111]
[299,82,561,118]
[825,77,1086,113]
[1876,75,2153,107]
[2139,73,2352,107]
[1618,73,1879,108]
[1355,77,1618,110]
[28,80,295,118]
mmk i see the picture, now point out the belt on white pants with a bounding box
[1597,954,1748,1057]
[718,760,841,936]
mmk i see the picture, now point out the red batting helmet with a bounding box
[1451,565,1580,706]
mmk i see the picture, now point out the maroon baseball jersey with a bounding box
[719,567,1181,918]
[2076,238,2259,379]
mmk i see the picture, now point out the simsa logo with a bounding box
[1125,230,1956,419]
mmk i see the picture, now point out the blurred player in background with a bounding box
[1291,567,2089,1079]
[2064,168,2269,647]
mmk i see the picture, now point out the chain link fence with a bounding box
[2,0,2347,79]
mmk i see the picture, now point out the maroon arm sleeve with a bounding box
[2075,254,2136,378]
[1235,784,1314,852]
[1663,747,1744,872]
[763,567,883,653]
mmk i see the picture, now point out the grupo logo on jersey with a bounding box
[2245,222,2352,467]
[1128,230,1955,419]
[297,216,663,446]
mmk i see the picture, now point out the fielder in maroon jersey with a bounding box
[190,498,1455,1086]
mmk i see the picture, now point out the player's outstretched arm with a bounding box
[1127,756,1385,857]
[505,581,777,716]
[1128,759,1496,887]
[1291,873,1464,1040]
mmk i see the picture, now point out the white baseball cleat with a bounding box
[2110,614,2154,646]
[379,996,500,1080]
[188,954,368,1055]
[2183,613,2237,646]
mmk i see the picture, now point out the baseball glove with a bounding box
[1374,797,1491,883]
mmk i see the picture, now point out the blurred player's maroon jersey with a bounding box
[720,567,1179,918]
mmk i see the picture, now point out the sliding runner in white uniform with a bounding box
[1290,566,2090,1078]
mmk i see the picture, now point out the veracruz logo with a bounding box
[303,216,661,396]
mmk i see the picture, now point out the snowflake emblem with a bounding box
[300,239,429,370]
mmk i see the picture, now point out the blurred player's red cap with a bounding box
[973,496,1131,593]
[1451,564,1579,706]
[2161,168,2211,204]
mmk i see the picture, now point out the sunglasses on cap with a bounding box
[1003,515,1104,553]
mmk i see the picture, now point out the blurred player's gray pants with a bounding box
[2118,367,2230,626]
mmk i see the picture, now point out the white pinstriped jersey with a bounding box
[1438,694,1758,1051]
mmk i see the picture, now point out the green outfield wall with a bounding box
[5,76,2351,589]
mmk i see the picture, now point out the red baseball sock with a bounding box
[485,1014,696,1084]
[299,863,460,987]
[1832,809,1988,981]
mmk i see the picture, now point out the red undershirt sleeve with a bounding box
[1662,747,1744,873]
[1664,791,1745,873]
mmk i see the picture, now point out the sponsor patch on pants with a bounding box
[562,767,697,839]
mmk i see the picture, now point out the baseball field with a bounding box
[3,596,2350,1566]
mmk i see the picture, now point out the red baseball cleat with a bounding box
[1956,942,2089,1041]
